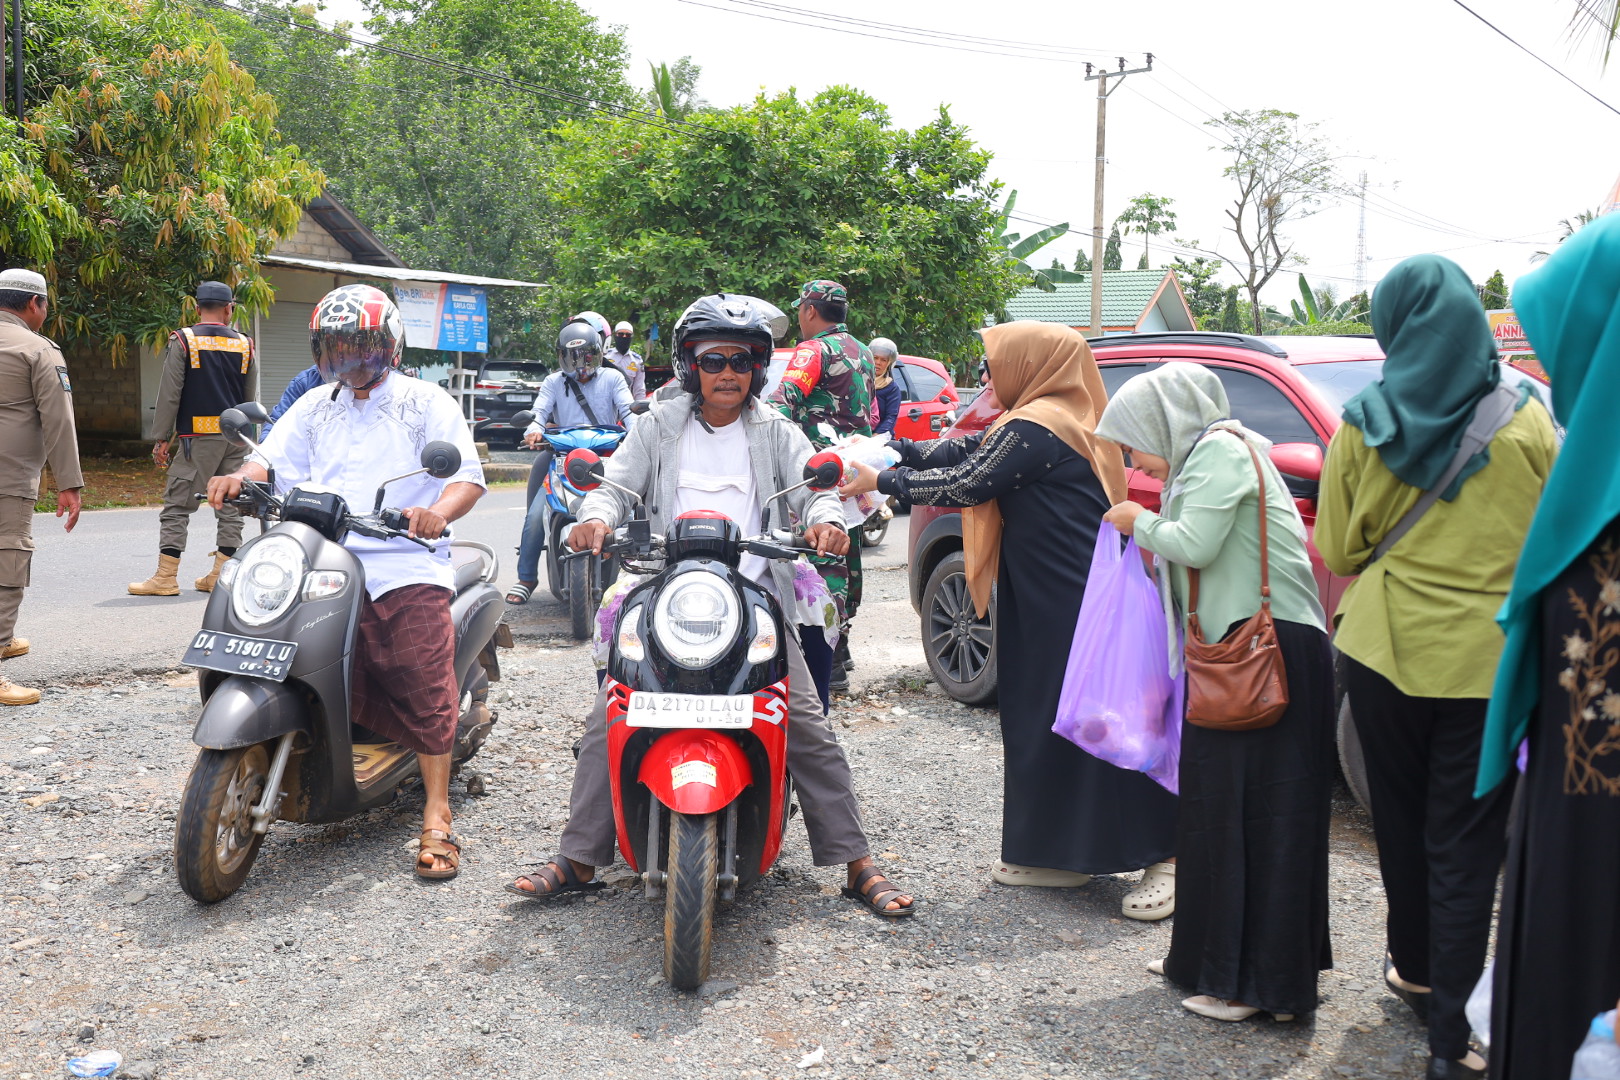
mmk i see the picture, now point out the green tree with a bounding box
[550,87,1022,369]
[1103,225,1123,271]
[1218,285,1242,333]
[1207,109,1338,334]
[1115,193,1177,267]
[1265,274,1368,327]
[1072,248,1091,272]
[212,0,635,357]
[1171,254,1225,328]
[3,0,322,358]
[1480,269,1509,310]
[1532,209,1600,263]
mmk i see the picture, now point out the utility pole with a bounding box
[1353,170,1369,297]
[1084,54,1153,338]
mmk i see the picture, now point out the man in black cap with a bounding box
[131,281,258,596]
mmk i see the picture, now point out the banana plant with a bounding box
[996,190,1087,292]
[1267,273,1368,326]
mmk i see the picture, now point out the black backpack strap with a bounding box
[563,377,602,427]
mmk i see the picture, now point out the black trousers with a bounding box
[1344,657,1516,1060]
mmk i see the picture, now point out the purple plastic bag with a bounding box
[1051,522,1182,794]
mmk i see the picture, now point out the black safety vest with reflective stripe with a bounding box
[175,324,251,437]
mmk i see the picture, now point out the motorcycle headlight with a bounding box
[651,572,740,668]
[216,557,241,590]
[230,536,308,628]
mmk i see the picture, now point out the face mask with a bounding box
[613,335,632,352]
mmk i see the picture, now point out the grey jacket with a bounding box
[577,392,844,603]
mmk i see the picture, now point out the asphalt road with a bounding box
[6,487,538,687]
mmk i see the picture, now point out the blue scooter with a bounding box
[516,416,627,638]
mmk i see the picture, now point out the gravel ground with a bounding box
[0,561,1434,1080]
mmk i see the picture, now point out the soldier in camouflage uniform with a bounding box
[767,279,876,690]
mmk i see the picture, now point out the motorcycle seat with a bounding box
[450,546,485,593]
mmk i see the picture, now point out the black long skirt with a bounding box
[1490,519,1620,1078]
[1163,618,1336,1016]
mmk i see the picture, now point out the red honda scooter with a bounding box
[560,448,843,989]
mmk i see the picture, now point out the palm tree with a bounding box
[1531,208,1599,262]
[1569,1,1620,67]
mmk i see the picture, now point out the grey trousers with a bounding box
[0,495,30,645]
[558,632,870,868]
[159,436,246,553]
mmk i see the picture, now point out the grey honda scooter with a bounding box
[173,403,511,903]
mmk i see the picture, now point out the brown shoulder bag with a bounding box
[1183,432,1290,731]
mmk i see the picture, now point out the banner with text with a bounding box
[394,281,490,352]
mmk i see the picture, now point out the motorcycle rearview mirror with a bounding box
[420,441,462,479]
[510,410,536,429]
[218,408,252,447]
[234,400,271,425]
[804,451,846,492]
[565,448,604,491]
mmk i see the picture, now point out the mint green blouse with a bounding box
[1133,434,1326,638]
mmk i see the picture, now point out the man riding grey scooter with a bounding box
[208,284,486,880]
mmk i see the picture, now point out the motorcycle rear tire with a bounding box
[174,743,271,904]
[546,519,568,602]
[567,554,594,640]
[663,810,718,991]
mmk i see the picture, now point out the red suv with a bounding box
[907,331,1554,810]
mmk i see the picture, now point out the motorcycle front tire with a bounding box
[567,554,595,640]
[174,743,271,903]
[663,810,718,990]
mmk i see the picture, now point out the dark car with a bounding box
[907,331,1554,811]
[469,359,548,446]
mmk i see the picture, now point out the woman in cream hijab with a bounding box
[842,321,1179,907]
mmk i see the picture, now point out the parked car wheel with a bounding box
[1334,650,1374,818]
[920,550,998,706]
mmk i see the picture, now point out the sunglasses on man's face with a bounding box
[694,351,761,374]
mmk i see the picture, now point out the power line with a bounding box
[670,0,1117,64]
[1444,0,1620,119]
[192,0,716,138]
[717,0,1131,58]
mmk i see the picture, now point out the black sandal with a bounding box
[841,865,916,919]
[503,857,606,899]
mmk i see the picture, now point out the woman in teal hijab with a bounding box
[1317,253,1557,1080]
[1483,212,1620,1079]
[1343,254,1525,499]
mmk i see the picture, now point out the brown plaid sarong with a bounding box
[351,583,459,756]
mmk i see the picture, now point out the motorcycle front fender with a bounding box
[192,675,309,750]
[637,729,753,815]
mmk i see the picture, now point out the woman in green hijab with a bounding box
[1481,213,1620,1079]
[1317,254,1558,1080]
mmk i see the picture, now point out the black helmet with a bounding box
[556,319,601,379]
[671,294,788,397]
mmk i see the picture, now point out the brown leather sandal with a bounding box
[841,865,916,918]
[503,857,605,899]
[416,830,462,880]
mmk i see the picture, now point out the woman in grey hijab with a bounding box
[1095,362,1334,1024]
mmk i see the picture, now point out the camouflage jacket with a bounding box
[767,325,874,448]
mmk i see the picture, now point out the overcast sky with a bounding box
[316,0,1620,307]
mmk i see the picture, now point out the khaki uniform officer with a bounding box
[0,269,83,705]
[130,281,258,596]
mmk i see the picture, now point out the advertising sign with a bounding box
[1486,309,1529,353]
[393,281,489,352]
